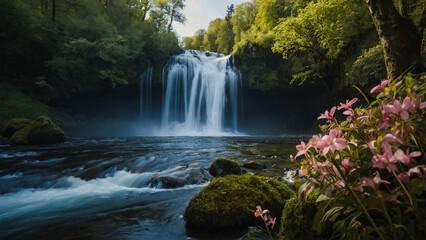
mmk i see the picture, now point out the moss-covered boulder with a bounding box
[184,174,295,229]
[243,161,266,170]
[9,116,69,145]
[279,196,324,240]
[209,158,242,177]
[0,118,32,138]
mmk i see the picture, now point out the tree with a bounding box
[216,5,235,54]
[232,2,256,44]
[272,0,372,84]
[202,18,222,52]
[151,0,186,33]
[138,0,152,21]
[226,4,235,20]
[365,0,424,79]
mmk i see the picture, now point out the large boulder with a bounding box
[0,118,32,138]
[209,158,242,177]
[184,174,294,229]
[279,195,329,240]
[243,161,267,170]
[9,116,69,145]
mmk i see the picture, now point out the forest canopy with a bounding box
[182,0,425,91]
[0,0,185,101]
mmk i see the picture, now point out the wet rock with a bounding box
[9,116,69,145]
[243,161,266,170]
[209,158,241,177]
[148,164,212,189]
[184,174,294,229]
[150,176,187,188]
[1,118,32,138]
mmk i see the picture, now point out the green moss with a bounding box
[209,158,242,177]
[9,116,69,145]
[184,174,295,229]
[0,118,32,138]
[279,195,319,240]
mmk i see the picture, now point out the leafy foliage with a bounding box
[293,74,426,239]
[1,0,182,101]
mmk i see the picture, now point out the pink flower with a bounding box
[382,98,411,120]
[360,172,390,191]
[370,79,389,93]
[398,172,410,184]
[372,144,398,172]
[341,158,359,172]
[381,133,403,147]
[254,206,269,220]
[318,106,336,120]
[266,215,277,229]
[378,113,392,130]
[408,166,426,178]
[295,141,309,158]
[338,98,358,110]
[409,97,426,112]
[393,149,420,166]
[316,129,347,155]
[308,135,322,152]
[298,166,308,177]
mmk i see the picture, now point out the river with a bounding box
[0,136,298,239]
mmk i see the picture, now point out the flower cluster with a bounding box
[293,75,426,239]
[254,205,276,230]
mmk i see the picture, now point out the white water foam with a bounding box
[0,170,205,223]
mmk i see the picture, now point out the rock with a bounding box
[279,195,327,240]
[184,174,294,229]
[243,161,266,170]
[147,164,212,189]
[150,176,187,188]
[9,116,69,145]
[0,118,32,138]
[209,158,242,177]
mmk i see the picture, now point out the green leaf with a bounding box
[316,194,331,203]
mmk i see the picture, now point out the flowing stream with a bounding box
[0,137,296,239]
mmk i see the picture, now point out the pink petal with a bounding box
[382,105,398,114]
[400,110,409,120]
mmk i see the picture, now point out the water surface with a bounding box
[0,136,297,239]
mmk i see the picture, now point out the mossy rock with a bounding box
[243,161,266,170]
[184,174,295,229]
[209,158,242,177]
[279,195,326,240]
[9,116,69,145]
[0,118,32,138]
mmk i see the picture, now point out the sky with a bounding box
[172,0,247,38]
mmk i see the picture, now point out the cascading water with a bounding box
[140,50,242,136]
[140,65,153,125]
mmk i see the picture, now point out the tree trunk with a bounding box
[365,0,424,80]
[51,0,56,21]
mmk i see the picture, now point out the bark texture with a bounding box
[365,0,424,79]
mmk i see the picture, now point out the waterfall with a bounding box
[140,50,242,136]
[140,66,153,125]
